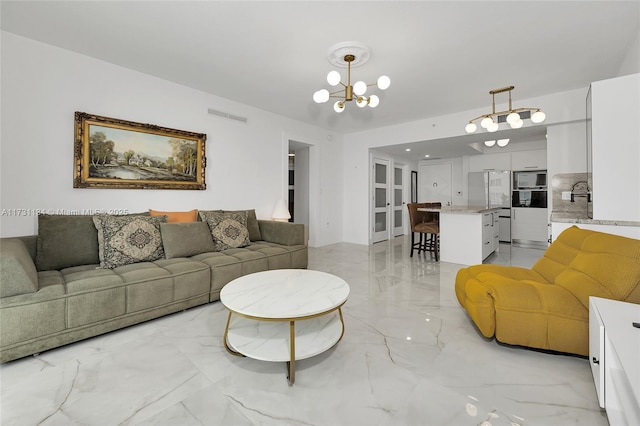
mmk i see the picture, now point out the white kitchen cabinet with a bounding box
[481,211,499,259]
[511,149,547,171]
[589,297,640,425]
[589,73,640,222]
[438,207,500,265]
[511,207,548,246]
[468,153,511,172]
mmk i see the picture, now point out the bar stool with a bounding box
[407,203,440,260]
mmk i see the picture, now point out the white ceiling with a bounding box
[2,1,638,159]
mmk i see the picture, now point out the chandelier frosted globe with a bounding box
[327,71,341,86]
[313,89,330,103]
[531,110,546,123]
[353,81,367,96]
[377,75,391,90]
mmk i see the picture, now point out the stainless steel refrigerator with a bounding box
[468,171,512,242]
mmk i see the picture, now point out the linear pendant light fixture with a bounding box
[465,86,545,133]
[313,42,390,113]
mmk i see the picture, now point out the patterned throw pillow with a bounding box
[198,210,250,251]
[92,215,167,269]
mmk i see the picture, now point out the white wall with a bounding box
[0,32,343,246]
[343,88,589,245]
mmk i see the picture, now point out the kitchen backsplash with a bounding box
[550,173,591,219]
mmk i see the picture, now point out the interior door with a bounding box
[372,158,390,243]
[418,163,452,206]
[393,164,406,236]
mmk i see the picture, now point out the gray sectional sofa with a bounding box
[0,210,307,363]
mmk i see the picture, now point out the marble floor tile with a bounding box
[0,237,608,426]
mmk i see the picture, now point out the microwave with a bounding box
[516,172,547,189]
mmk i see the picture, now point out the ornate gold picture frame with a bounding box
[74,112,206,190]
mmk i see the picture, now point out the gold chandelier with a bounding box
[312,42,390,113]
[465,86,545,133]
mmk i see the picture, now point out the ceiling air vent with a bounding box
[207,108,248,124]
[497,110,531,123]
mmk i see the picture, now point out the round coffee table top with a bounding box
[220,269,350,320]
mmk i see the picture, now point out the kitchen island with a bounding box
[418,206,501,265]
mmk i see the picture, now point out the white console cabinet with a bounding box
[589,297,640,425]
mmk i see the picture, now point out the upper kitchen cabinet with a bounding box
[469,152,511,172]
[589,73,640,222]
[511,149,547,171]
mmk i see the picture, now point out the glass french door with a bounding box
[372,158,390,243]
[393,165,405,236]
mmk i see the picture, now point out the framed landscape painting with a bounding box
[74,112,206,190]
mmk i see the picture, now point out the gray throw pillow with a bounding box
[93,215,167,269]
[160,222,216,258]
[35,214,100,271]
[198,211,250,251]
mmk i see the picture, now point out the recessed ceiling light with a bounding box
[405,148,411,152]
[484,140,496,147]
[425,154,430,158]
[497,138,510,147]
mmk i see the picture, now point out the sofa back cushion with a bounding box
[555,231,640,306]
[35,214,101,271]
[531,226,594,283]
[160,222,216,258]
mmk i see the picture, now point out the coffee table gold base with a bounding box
[222,307,346,385]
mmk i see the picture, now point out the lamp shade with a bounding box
[465,122,477,133]
[377,75,391,90]
[531,110,546,123]
[353,81,367,96]
[313,89,330,103]
[327,70,341,86]
[272,199,291,222]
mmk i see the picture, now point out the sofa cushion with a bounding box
[150,209,198,223]
[221,209,262,241]
[0,239,39,297]
[160,222,216,258]
[93,215,167,269]
[35,214,100,271]
[199,211,250,251]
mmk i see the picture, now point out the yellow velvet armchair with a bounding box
[455,226,640,356]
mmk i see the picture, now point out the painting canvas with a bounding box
[74,112,206,190]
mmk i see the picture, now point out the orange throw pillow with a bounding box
[149,209,198,223]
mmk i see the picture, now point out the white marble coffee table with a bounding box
[220,269,350,385]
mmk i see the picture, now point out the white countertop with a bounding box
[417,205,502,214]
[550,212,640,227]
